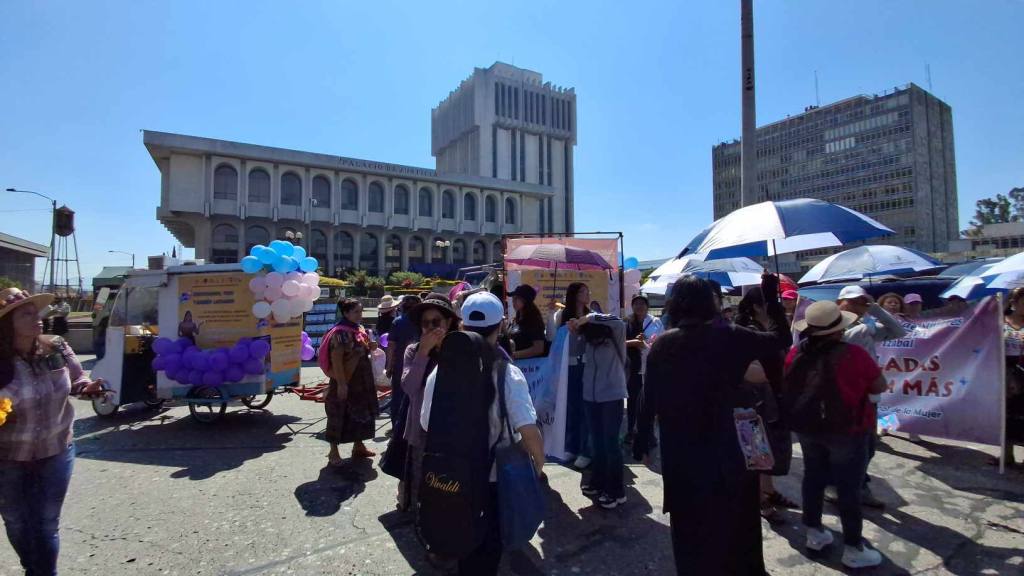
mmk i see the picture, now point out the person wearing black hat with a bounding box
[385,295,422,425]
[398,293,460,511]
[509,284,546,360]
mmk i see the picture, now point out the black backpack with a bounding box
[417,331,498,559]
[782,340,854,434]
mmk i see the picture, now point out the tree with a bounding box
[965,190,1024,237]
[0,277,19,290]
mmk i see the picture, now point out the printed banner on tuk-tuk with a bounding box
[876,296,1004,446]
[266,319,302,386]
[509,269,614,316]
[513,326,570,460]
[177,273,257,349]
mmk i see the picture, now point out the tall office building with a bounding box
[432,62,577,234]
[712,83,958,252]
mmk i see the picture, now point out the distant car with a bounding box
[798,276,957,309]
[932,258,1004,279]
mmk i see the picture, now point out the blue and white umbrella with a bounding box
[940,262,1003,300]
[799,245,941,284]
[680,199,894,260]
[941,253,1024,300]
[642,254,764,295]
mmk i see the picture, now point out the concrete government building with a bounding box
[146,62,576,277]
[712,83,958,253]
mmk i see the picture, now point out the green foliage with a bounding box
[388,271,426,288]
[0,277,19,290]
[966,188,1024,236]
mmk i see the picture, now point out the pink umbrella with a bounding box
[505,244,613,270]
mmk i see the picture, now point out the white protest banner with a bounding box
[513,326,570,460]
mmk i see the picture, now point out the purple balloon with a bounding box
[188,370,204,386]
[225,365,245,383]
[237,337,253,348]
[210,351,230,371]
[151,356,166,371]
[153,338,176,356]
[192,353,211,371]
[300,345,315,361]
[243,358,265,375]
[202,371,224,387]
[248,339,271,360]
[379,333,389,349]
[229,344,249,364]
[163,352,181,367]
[176,338,194,353]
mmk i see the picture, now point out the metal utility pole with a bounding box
[740,0,757,208]
[5,188,57,291]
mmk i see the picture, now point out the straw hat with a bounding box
[378,295,398,311]
[0,288,55,321]
[792,300,857,336]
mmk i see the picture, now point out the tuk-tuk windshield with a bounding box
[109,286,160,327]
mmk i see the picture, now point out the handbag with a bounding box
[494,359,546,550]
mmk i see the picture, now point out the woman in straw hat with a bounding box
[0,288,108,575]
[785,300,888,569]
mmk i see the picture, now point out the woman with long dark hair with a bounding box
[1002,287,1024,466]
[558,282,591,468]
[635,275,791,575]
[0,288,108,575]
[324,298,379,465]
[510,285,546,360]
[735,287,798,522]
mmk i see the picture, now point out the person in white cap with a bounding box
[834,285,908,509]
[787,300,888,569]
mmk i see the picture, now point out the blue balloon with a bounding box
[624,257,639,271]
[292,245,307,260]
[225,365,245,383]
[270,240,295,257]
[249,244,267,257]
[241,256,262,274]
[256,246,276,265]
[229,344,249,364]
[202,371,224,387]
[152,337,176,356]
[210,351,230,371]
[299,257,318,273]
[243,358,265,375]
[272,254,293,274]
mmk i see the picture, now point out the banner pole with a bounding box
[998,293,1007,475]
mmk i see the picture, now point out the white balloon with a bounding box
[252,301,272,319]
[265,272,284,289]
[282,280,301,297]
[271,298,291,319]
[290,297,307,317]
[265,284,283,301]
[285,271,303,283]
[300,298,315,312]
[272,310,291,324]
[304,284,320,301]
[302,272,320,286]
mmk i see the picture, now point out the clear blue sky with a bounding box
[2,0,1022,286]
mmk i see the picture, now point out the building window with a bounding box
[359,232,379,275]
[313,175,332,209]
[505,198,516,225]
[464,194,477,221]
[442,189,456,219]
[245,225,270,253]
[248,169,270,203]
[511,129,517,180]
[333,231,354,275]
[408,236,426,266]
[453,239,467,266]
[418,187,433,217]
[341,179,358,211]
[368,182,384,213]
[485,195,497,223]
[211,223,239,264]
[213,165,238,201]
[385,234,402,276]
[310,229,327,266]
[281,172,302,206]
[519,131,526,182]
[394,185,410,215]
[473,240,486,263]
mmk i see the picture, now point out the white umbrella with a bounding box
[976,251,1024,289]
[642,255,764,295]
[799,245,941,284]
[642,271,763,295]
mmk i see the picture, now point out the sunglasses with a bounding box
[421,318,445,329]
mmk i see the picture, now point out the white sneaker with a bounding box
[573,455,591,469]
[805,527,834,551]
[842,543,883,568]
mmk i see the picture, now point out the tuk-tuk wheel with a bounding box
[187,386,227,424]
[143,399,167,409]
[240,394,273,410]
[92,396,119,418]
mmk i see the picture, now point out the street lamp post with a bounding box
[5,187,57,292]
[108,250,136,268]
[434,239,452,264]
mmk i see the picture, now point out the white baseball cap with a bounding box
[837,285,869,301]
[460,292,505,327]
[903,293,923,304]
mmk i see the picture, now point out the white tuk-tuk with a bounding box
[89,264,303,423]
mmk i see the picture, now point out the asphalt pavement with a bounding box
[0,359,1021,575]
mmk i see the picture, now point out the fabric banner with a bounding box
[514,326,570,460]
[508,269,615,316]
[876,296,1004,446]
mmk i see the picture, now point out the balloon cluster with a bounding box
[151,337,270,387]
[240,241,321,324]
[300,331,315,361]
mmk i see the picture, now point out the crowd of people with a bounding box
[0,272,1021,575]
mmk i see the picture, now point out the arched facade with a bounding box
[211,223,239,264]
[393,185,410,215]
[281,172,302,206]
[245,225,270,253]
[418,187,433,217]
[485,195,497,222]
[504,197,516,224]
[452,239,468,266]
[472,240,486,263]
[310,229,328,267]
[341,179,358,211]
[360,232,379,275]
[368,181,385,213]
[408,236,426,266]
[248,169,270,203]
[442,189,456,219]
[463,193,477,221]
[385,234,403,277]
[214,165,238,201]
[312,175,332,208]
[333,231,354,274]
